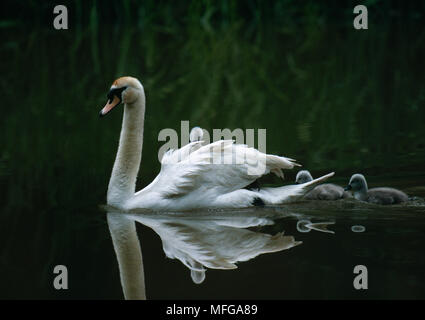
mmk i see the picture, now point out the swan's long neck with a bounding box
[107,91,145,206]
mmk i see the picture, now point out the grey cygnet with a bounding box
[344,173,408,205]
[295,170,349,200]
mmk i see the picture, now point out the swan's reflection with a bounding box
[107,213,146,300]
[106,208,304,299]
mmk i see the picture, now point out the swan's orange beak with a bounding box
[99,95,121,117]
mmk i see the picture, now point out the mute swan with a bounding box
[344,174,408,205]
[100,76,334,210]
[295,170,350,200]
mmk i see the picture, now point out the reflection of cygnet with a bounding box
[296,219,335,234]
[295,170,349,200]
[351,225,366,233]
[296,220,311,233]
[345,173,408,205]
[189,126,204,142]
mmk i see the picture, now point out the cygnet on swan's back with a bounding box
[189,126,204,142]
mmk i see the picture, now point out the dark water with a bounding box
[1,1,425,299]
[3,178,424,299]
[113,196,425,300]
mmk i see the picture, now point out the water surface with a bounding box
[105,191,425,300]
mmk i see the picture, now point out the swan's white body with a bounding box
[103,77,334,210]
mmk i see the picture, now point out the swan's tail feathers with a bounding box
[287,172,334,202]
[266,155,301,179]
[270,168,284,179]
[266,154,301,169]
[258,171,335,204]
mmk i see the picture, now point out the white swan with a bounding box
[100,76,334,210]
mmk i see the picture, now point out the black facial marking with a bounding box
[107,86,128,102]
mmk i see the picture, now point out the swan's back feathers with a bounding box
[162,140,298,172]
[161,141,205,164]
[156,140,299,200]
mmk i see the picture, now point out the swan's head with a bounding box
[345,173,368,192]
[295,170,313,184]
[99,76,144,117]
[189,126,204,142]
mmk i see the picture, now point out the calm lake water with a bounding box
[2,176,424,300]
[112,180,425,300]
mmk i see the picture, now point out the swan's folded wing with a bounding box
[161,141,204,164]
[137,140,300,201]
[178,139,299,179]
[158,163,211,198]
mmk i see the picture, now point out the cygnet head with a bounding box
[345,173,368,192]
[295,170,313,184]
[189,126,204,142]
[99,76,144,117]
